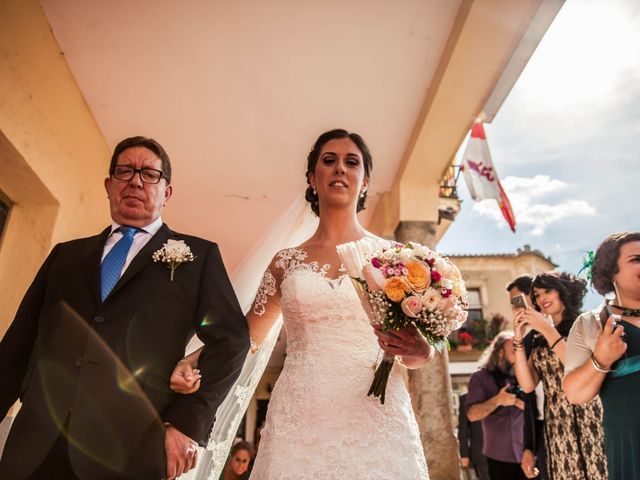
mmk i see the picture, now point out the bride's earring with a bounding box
[360,190,366,198]
[312,188,317,196]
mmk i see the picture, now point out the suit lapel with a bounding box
[83,227,112,305]
[106,224,172,301]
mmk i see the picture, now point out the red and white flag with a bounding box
[460,122,516,232]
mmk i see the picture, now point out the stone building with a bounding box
[451,244,558,326]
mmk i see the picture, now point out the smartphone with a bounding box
[599,304,621,329]
[510,293,527,310]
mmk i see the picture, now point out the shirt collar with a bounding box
[109,216,163,237]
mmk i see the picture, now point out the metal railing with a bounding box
[439,164,461,199]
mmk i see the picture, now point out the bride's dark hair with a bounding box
[531,272,587,337]
[304,129,373,217]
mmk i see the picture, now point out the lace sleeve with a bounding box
[246,253,290,346]
[253,269,277,316]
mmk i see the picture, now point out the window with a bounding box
[467,288,483,322]
[0,195,9,241]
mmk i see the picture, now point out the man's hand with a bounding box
[165,425,199,479]
[495,386,519,407]
[460,456,470,468]
[521,449,539,478]
[170,361,201,394]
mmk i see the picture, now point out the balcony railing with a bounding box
[438,165,462,224]
[439,164,461,199]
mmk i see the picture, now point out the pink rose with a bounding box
[363,264,386,292]
[371,257,381,268]
[401,296,423,318]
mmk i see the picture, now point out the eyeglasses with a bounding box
[112,165,166,184]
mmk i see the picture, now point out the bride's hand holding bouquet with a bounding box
[372,323,433,369]
[337,238,468,403]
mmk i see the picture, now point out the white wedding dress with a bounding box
[250,248,429,479]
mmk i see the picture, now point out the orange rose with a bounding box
[406,261,431,293]
[384,277,410,303]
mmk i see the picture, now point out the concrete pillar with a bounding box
[395,221,462,480]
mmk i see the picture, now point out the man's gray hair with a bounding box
[478,331,514,372]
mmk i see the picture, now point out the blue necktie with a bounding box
[100,226,138,301]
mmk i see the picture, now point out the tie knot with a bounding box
[118,226,138,238]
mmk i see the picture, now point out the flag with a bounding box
[460,122,516,232]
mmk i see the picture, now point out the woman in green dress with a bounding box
[564,231,640,480]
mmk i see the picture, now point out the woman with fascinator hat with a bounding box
[564,232,640,480]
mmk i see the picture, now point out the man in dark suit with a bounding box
[0,136,250,479]
[458,393,489,480]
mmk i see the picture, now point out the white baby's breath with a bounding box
[152,239,195,281]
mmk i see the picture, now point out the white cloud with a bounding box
[514,0,640,113]
[471,175,596,235]
[519,200,597,235]
[501,175,567,198]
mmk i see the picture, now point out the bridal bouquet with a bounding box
[337,238,468,403]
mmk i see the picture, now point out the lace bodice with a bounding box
[250,248,429,480]
[277,248,379,367]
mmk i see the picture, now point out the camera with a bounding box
[505,383,524,398]
[510,293,527,310]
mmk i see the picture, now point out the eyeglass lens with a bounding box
[113,165,163,184]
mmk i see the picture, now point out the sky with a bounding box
[439,0,640,310]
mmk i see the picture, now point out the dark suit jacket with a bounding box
[523,330,548,479]
[458,394,483,461]
[458,392,489,480]
[523,330,541,452]
[0,224,249,479]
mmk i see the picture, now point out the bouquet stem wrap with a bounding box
[337,237,468,405]
[368,353,395,404]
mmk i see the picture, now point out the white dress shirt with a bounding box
[101,216,164,278]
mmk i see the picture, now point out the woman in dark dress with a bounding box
[564,232,640,480]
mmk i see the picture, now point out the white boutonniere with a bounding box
[152,239,195,281]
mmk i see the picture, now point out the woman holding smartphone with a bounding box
[512,271,607,480]
[564,232,640,480]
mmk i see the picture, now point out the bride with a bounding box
[173,129,432,479]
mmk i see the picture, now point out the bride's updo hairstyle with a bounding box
[591,232,640,295]
[531,272,587,337]
[304,129,373,217]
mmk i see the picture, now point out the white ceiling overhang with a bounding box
[41,0,463,270]
[41,0,561,271]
